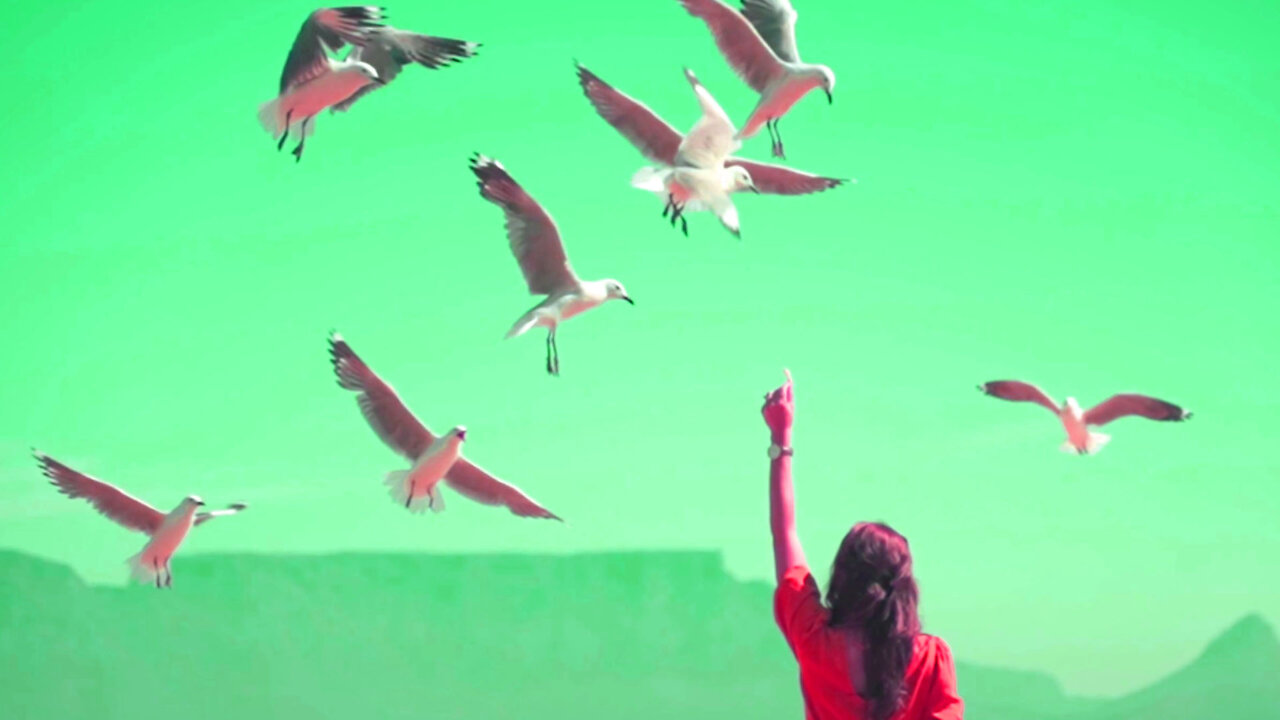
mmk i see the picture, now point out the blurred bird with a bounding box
[32,452,246,587]
[577,62,846,224]
[676,0,835,159]
[329,332,562,520]
[628,67,755,237]
[978,380,1192,455]
[259,7,478,161]
[469,154,633,376]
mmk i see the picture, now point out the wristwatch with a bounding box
[768,444,793,460]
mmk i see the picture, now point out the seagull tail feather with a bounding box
[126,552,160,585]
[630,166,670,194]
[384,470,431,514]
[257,98,283,136]
[504,311,539,340]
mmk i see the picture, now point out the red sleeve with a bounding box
[773,565,829,654]
[926,637,964,720]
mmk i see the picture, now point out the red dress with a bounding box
[774,566,964,720]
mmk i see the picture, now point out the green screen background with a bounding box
[2,0,1277,705]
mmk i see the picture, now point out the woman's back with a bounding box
[775,566,963,720]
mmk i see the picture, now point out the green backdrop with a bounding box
[2,0,1277,706]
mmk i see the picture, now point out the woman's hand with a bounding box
[762,369,794,441]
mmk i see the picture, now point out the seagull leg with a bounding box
[680,214,689,237]
[277,110,293,151]
[547,329,560,376]
[153,559,161,588]
[662,194,673,219]
[772,119,786,160]
[291,116,310,162]
[164,561,173,588]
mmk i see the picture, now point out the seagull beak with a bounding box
[622,295,635,305]
[197,500,206,506]
[457,429,467,441]
[749,184,760,194]
[824,89,833,104]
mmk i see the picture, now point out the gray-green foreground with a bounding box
[1,551,1275,719]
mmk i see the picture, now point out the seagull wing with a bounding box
[280,6,385,93]
[740,0,800,63]
[382,28,480,69]
[445,458,563,521]
[724,158,845,194]
[979,380,1060,415]
[675,68,738,168]
[329,333,435,461]
[676,0,787,93]
[470,154,579,296]
[334,29,479,112]
[1084,394,1191,426]
[576,64,683,166]
[34,452,164,535]
[195,503,248,527]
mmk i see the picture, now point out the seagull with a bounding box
[329,332,562,520]
[330,27,480,113]
[676,0,835,159]
[32,451,246,588]
[629,67,756,238]
[258,6,387,161]
[469,154,634,376]
[978,381,1192,455]
[577,63,846,201]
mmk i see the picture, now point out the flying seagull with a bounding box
[676,0,835,158]
[258,6,387,161]
[577,62,846,208]
[258,7,479,161]
[32,451,246,587]
[978,380,1192,455]
[469,154,634,376]
[629,67,756,237]
[328,332,562,520]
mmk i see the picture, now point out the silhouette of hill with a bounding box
[0,551,1275,719]
[1068,613,1280,720]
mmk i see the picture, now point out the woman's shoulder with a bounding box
[912,634,956,663]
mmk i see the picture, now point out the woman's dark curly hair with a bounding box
[826,522,921,720]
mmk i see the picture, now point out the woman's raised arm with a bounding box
[763,370,807,583]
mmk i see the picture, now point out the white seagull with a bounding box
[258,6,387,161]
[676,0,835,159]
[329,332,563,520]
[978,380,1193,455]
[469,154,634,376]
[32,451,246,588]
[631,67,756,238]
[577,62,846,202]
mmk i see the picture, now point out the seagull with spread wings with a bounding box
[978,381,1192,455]
[32,452,246,587]
[258,7,387,161]
[634,68,755,237]
[329,333,562,520]
[577,63,846,237]
[469,154,634,376]
[676,0,835,159]
[258,7,479,161]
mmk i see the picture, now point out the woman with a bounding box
[763,370,964,720]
